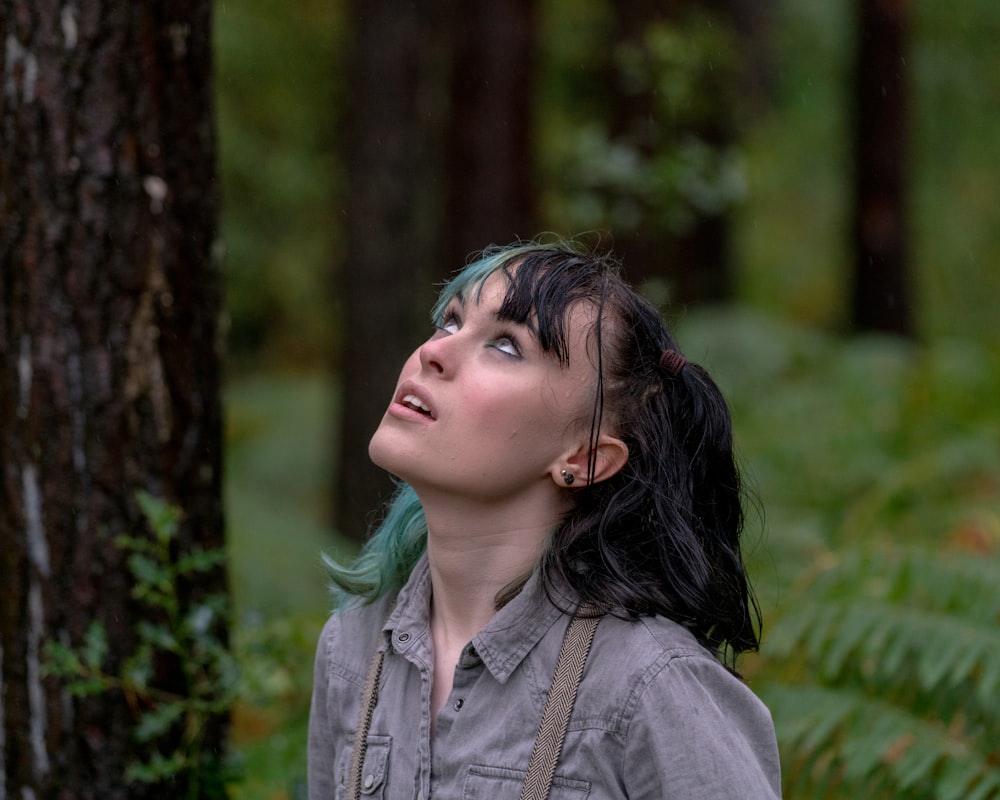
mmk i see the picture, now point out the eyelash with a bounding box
[435,309,522,358]
[436,310,461,335]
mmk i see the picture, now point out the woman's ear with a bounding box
[552,434,629,487]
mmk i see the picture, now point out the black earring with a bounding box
[561,470,575,486]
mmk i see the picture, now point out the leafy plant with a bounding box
[680,310,1000,799]
[543,10,746,237]
[44,491,240,797]
[760,544,1000,799]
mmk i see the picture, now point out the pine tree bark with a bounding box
[850,0,913,335]
[0,2,227,797]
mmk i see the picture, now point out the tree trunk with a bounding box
[0,2,227,797]
[335,0,452,542]
[850,0,913,336]
[443,0,537,269]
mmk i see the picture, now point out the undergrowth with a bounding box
[682,308,1000,799]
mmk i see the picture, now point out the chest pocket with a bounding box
[464,764,591,800]
[336,735,392,800]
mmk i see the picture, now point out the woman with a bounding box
[309,241,781,799]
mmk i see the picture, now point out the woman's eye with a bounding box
[436,312,460,335]
[492,336,521,358]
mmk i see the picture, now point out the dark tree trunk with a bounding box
[850,0,913,336]
[443,0,537,269]
[0,1,227,797]
[335,0,453,541]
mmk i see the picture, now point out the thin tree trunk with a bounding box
[443,0,537,268]
[335,0,452,542]
[0,2,227,797]
[851,0,913,335]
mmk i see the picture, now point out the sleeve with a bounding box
[308,614,340,800]
[622,653,782,800]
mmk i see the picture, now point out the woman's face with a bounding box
[368,271,600,504]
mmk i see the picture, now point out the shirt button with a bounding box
[397,632,410,643]
[454,698,464,710]
[364,774,375,790]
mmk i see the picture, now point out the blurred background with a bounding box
[216,0,1000,797]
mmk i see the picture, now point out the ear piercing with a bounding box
[561,470,575,486]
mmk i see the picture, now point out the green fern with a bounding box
[676,306,1000,799]
[760,544,1000,799]
[766,683,1000,800]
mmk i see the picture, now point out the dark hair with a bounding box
[325,240,761,670]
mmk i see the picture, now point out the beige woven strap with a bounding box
[519,611,602,800]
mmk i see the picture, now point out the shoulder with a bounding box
[581,613,771,731]
[586,613,718,689]
[583,615,781,797]
[316,593,395,688]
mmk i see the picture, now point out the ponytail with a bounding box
[543,288,761,670]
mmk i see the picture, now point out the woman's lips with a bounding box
[388,382,436,422]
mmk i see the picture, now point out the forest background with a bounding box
[2,0,998,797]
[223,0,1000,798]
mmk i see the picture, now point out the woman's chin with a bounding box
[368,429,414,480]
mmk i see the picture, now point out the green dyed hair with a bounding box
[322,482,427,607]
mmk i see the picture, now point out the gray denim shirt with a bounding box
[308,555,781,799]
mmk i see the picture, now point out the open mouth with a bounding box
[400,393,434,418]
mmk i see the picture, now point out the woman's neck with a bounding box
[418,489,565,722]
[421,491,562,646]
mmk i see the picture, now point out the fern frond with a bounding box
[769,596,1000,728]
[762,542,1000,798]
[809,546,1000,626]
[764,683,1000,800]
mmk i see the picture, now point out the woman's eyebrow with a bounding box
[494,308,539,340]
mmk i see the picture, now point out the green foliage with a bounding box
[230,615,320,799]
[44,491,240,797]
[224,373,345,623]
[761,546,1000,800]
[683,309,1000,555]
[224,373,343,797]
[681,310,1000,799]
[735,0,1000,341]
[215,0,343,364]
[542,10,746,236]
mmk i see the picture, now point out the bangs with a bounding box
[432,243,614,366]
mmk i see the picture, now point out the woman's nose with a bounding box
[418,334,450,375]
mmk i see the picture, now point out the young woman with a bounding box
[309,241,781,799]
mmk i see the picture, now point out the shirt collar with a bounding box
[384,552,571,684]
[471,569,567,683]
[383,555,433,657]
